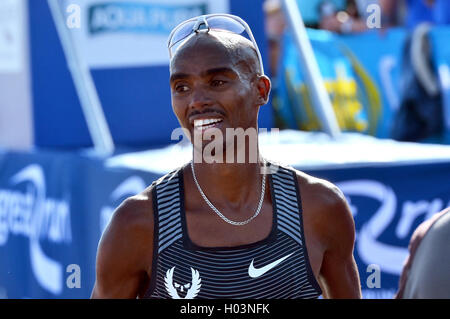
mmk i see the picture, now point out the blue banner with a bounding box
[1,149,449,298]
[338,28,408,138]
[308,162,450,298]
[274,27,408,138]
[0,150,156,298]
[275,25,450,142]
[275,29,373,134]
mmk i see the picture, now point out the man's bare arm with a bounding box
[91,194,154,299]
[317,186,361,298]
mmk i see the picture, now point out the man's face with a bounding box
[169,34,260,149]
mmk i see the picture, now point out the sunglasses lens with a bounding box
[168,15,262,74]
[206,16,247,36]
[169,20,196,56]
[169,16,249,56]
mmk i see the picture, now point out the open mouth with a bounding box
[193,118,224,132]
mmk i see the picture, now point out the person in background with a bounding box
[318,0,403,33]
[263,0,286,77]
[378,0,404,29]
[391,0,449,142]
[318,0,368,33]
[395,207,450,298]
[404,0,450,29]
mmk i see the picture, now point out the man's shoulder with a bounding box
[109,166,183,229]
[269,162,346,211]
[288,167,347,211]
[410,207,450,251]
[93,185,157,298]
[107,184,156,235]
[287,167,354,243]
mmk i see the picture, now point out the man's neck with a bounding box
[190,155,265,208]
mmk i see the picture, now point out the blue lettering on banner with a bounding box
[88,2,207,35]
[0,164,72,295]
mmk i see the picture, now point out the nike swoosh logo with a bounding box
[248,253,294,278]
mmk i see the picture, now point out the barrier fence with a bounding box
[1,149,449,298]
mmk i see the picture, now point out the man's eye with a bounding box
[211,80,226,87]
[175,85,189,93]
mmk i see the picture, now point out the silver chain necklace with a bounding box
[190,160,266,226]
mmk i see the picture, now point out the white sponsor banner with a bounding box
[0,0,25,73]
[63,0,229,69]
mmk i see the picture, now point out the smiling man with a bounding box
[91,14,361,299]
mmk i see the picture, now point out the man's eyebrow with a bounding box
[169,67,237,83]
[202,67,237,77]
[170,73,190,83]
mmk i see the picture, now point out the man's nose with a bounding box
[188,86,213,110]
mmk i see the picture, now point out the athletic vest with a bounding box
[143,162,322,299]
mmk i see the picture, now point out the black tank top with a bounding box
[143,162,322,299]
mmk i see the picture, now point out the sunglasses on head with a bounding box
[167,14,265,75]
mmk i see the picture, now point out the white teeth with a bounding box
[194,118,223,128]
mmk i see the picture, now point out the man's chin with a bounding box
[192,139,226,164]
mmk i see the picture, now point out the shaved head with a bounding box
[170,31,262,78]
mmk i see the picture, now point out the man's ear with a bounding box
[256,75,271,106]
